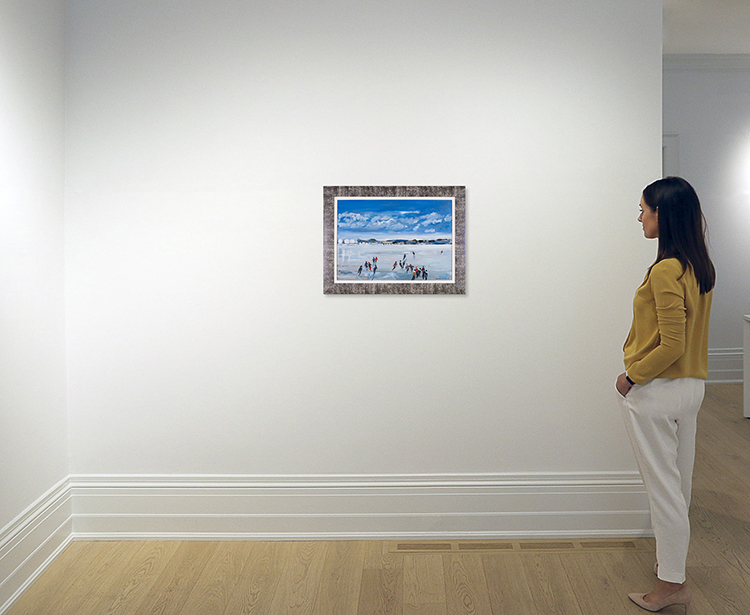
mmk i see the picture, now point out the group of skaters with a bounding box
[356,253,428,281]
[409,265,429,280]
[357,256,378,278]
[392,252,429,280]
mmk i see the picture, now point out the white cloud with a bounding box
[338,212,368,228]
[421,212,444,225]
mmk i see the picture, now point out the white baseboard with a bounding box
[663,54,750,71]
[1,472,651,612]
[708,348,743,384]
[69,473,651,541]
[0,479,73,614]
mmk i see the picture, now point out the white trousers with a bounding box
[620,377,705,584]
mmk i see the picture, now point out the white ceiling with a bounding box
[663,0,750,54]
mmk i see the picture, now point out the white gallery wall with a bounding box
[0,0,70,608]
[62,0,663,538]
[0,0,68,544]
[66,0,661,533]
[663,55,750,382]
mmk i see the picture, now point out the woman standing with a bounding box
[616,177,715,613]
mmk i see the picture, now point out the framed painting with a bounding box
[324,186,465,294]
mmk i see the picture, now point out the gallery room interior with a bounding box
[2,0,749,611]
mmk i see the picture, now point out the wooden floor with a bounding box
[7,384,750,615]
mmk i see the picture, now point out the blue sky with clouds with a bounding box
[336,198,453,241]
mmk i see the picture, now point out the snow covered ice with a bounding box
[336,243,453,282]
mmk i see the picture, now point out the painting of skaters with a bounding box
[335,197,455,283]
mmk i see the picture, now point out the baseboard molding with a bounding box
[1,472,651,612]
[69,473,651,541]
[707,348,743,384]
[0,478,73,614]
[664,54,750,71]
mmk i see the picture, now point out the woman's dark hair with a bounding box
[642,176,715,294]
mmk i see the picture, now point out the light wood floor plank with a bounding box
[403,605,446,615]
[357,567,403,615]
[562,551,632,613]
[522,554,584,615]
[222,541,283,615]
[686,504,725,569]
[700,507,750,576]
[687,565,750,615]
[176,541,252,615]
[596,551,656,599]
[134,541,217,615]
[690,467,750,581]
[696,413,750,478]
[53,541,148,615]
[403,553,446,615]
[702,384,746,440]
[683,571,722,615]
[7,541,94,615]
[693,443,750,500]
[482,553,536,615]
[363,541,402,571]
[312,541,366,615]
[101,541,182,615]
[442,554,493,615]
[266,541,327,615]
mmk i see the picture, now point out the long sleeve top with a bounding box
[623,258,712,384]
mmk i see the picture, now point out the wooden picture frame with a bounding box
[324,186,465,294]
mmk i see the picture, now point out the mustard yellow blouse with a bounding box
[623,258,712,384]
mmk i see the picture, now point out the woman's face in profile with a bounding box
[638,196,659,239]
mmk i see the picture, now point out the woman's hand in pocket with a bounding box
[616,372,633,397]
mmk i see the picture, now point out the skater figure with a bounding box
[357,265,363,276]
